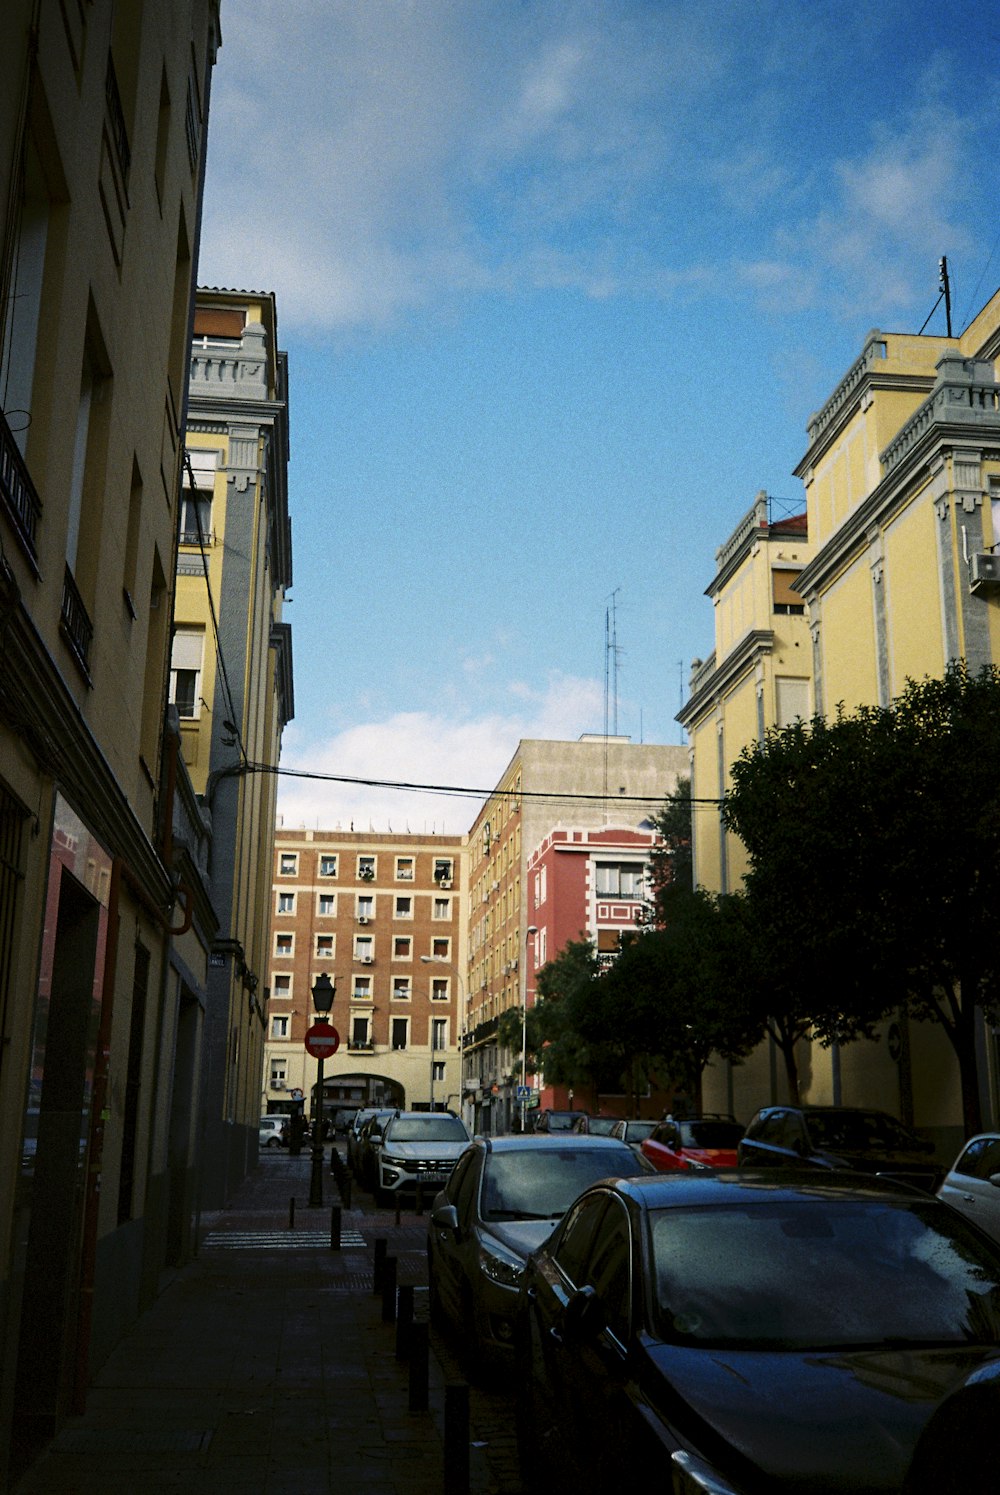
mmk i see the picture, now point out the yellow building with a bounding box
[174,288,294,1205]
[0,0,220,1478]
[683,290,1000,1142]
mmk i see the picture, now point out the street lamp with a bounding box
[521,927,538,1134]
[308,972,336,1208]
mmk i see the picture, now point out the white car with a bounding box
[937,1132,1000,1242]
[259,1115,287,1149]
[376,1111,471,1205]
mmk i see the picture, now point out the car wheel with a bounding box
[266,1137,281,1149]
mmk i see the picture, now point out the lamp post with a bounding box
[308,972,336,1208]
[521,926,538,1134]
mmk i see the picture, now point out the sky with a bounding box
[196,0,1000,834]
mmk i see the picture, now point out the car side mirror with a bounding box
[563,1284,605,1343]
[431,1202,460,1233]
[988,1173,1000,1190]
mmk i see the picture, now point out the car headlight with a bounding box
[671,1451,743,1495]
[381,1154,405,1170]
[476,1236,525,1290]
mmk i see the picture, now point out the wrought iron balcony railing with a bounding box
[0,407,42,569]
[60,565,94,679]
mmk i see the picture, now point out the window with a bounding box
[391,1017,408,1051]
[317,893,335,916]
[270,1059,287,1087]
[178,485,211,546]
[353,976,372,1001]
[775,677,810,729]
[594,862,645,899]
[272,974,291,998]
[393,936,412,959]
[277,892,295,914]
[358,855,376,881]
[271,1015,289,1039]
[357,895,374,921]
[434,858,453,885]
[275,933,293,957]
[432,1061,446,1084]
[392,977,411,1001]
[169,627,204,719]
[354,936,373,962]
[433,896,451,920]
[315,935,334,959]
[319,853,338,877]
[394,896,412,919]
[351,1016,370,1047]
[431,978,449,1002]
[395,856,414,880]
[432,1018,447,1051]
[432,938,450,959]
[279,853,298,876]
[772,568,805,615]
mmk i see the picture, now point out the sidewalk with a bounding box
[15,1152,513,1495]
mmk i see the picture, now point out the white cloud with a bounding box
[275,671,606,834]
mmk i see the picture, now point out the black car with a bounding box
[738,1104,941,1191]
[532,1110,586,1133]
[515,1170,1000,1494]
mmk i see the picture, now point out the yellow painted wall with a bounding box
[883,490,945,692]
[818,560,879,712]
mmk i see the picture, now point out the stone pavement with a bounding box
[14,1152,523,1495]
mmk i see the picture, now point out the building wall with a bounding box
[0,1,220,1478]
[176,290,293,1207]
[267,830,465,1121]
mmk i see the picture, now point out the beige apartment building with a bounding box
[267,830,465,1121]
[0,1,220,1479]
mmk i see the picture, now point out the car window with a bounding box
[385,1116,469,1143]
[583,1199,631,1344]
[554,1193,609,1285]
[481,1146,645,1222]
[955,1137,1000,1181]
[681,1121,743,1149]
[754,1110,791,1146]
[650,1199,1000,1349]
[452,1149,480,1226]
[445,1147,476,1206]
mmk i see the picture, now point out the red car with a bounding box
[641,1114,744,1171]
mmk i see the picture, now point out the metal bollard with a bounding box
[408,1321,429,1412]
[289,1196,296,1231]
[373,1237,387,1294]
[381,1255,397,1323]
[395,1284,414,1361]
[330,1204,341,1250]
[444,1381,470,1495]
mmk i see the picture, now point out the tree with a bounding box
[643,778,693,925]
[723,662,1000,1131]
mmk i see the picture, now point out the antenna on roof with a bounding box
[939,256,953,337]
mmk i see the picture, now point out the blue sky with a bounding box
[197,0,1000,833]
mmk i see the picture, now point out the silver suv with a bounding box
[376,1111,471,1205]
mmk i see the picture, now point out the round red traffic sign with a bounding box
[304,1021,340,1058]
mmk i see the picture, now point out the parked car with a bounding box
[642,1114,744,1171]
[608,1118,657,1150]
[571,1115,618,1136]
[428,1134,650,1364]
[515,1169,1000,1494]
[937,1132,1000,1242]
[738,1105,942,1191]
[348,1107,394,1178]
[375,1111,471,1206]
[533,1110,587,1133]
[259,1115,287,1149]
[356,1108,397,1190]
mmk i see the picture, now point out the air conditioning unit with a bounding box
[440,879,453,889]
[358,915,369,925]
[511,956,518,969]
[491,881,500,893]
[970,552,1000,593]
[362,956,373,965]
[272,1080,285,1090]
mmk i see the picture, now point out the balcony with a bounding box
[347,1039,374,1053]
[60,566,94,681]
[0,408,42,572]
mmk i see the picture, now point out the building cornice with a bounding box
[678,629,774,729]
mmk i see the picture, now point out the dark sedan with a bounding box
[515,1170,1000,1493]
[738,1105,941,1191]
[427,1134,649,1364]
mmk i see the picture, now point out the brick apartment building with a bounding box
[265,830,465,1120]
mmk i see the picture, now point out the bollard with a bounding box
[415,1183,424,1217]
[395,1284,414,1361]
[444,1381,470,1495]
[408,1321,429,1412]
[381,1255,398,1323]
[289,1196,295,1231]
[330,1204,341,1251]
[373,1237,387,1294]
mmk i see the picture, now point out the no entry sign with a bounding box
[304,1021,340,1059]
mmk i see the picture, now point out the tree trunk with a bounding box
[777,1031,800,1105]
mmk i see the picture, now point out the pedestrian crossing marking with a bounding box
[201,1229,367,1250]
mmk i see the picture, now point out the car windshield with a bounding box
[386,1117,469,1143]
[804,1110,923,1153]
[481,1146,645,1221]
[651,1199,1000,1350]
[541,1113,578,1131]
[625,1121,657,1143]
[587,1118,618,1136]
[680,1121,743,1149]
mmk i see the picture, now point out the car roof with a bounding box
[597,1168,944,1210]
[480,1134,637,1154]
